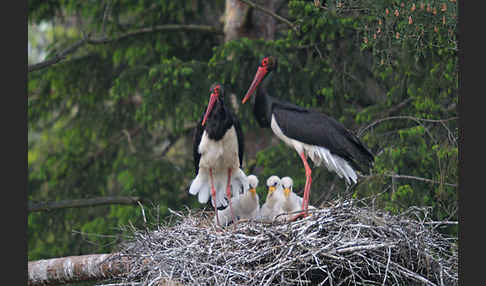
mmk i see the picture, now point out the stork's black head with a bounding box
[209,82,224,98]
[259,56,277,72]
[202,82,224,126]
[242,56,277,104]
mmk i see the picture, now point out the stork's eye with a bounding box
[262,58,268,66]
[211,84,221,94]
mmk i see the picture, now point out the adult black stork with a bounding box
[189,83,248,226]
[242,56,374,219]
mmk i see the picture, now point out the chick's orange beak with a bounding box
[268,186,276,194]
[284,188,290,198]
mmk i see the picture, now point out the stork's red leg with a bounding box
[292,152,312,220]
[226,168,236,227]
[209,168,220,226]
[301,152,312,215]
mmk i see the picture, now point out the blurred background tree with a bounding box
[28,0,458,262]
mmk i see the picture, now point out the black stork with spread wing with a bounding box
[189,83,248,226]
[242,56,374,219]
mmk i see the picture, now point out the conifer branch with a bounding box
[28,24,222,73]
[28,196,143,212]
[28,39,87,73]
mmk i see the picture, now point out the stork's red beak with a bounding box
[202,92,218,126]
[242,66,267,104]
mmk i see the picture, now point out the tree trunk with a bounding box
[224,0,276,42]
[28,253,128,286]
[223,0,278,167]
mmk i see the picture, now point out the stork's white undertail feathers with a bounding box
[189,168,248,208]
[271,116,357,185]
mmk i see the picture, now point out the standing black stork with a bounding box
[189,83,248,226]
[241,56,374,219]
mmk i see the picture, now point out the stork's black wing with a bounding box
[193,116,205,175]
[231,113,245,168]
[272,103,374,173]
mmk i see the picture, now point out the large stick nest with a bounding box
[110,197,458,285]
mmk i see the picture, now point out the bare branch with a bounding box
[121,129,136,153]
[87,24,223,44]
[237,0,298,31]
[336,242,397,254]
[28,196,143,213]
[386,173,457,187]
[360,173,457,187]
[379,98,413,118]
[424,221,458,225]
[358,115,458,137]
[28,253,129,286]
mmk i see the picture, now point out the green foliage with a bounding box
[28,0,458,261]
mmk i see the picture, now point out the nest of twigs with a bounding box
[110,197,458,286]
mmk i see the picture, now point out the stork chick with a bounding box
[236,174,261,220]
[280,176,316,220]
[214,174,261,226]
[259,175,285,222]
[280,176,301,214]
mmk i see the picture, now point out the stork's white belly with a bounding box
[198,126,240,171]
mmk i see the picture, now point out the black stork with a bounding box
[189,83,248,226]
[241,56,374,219]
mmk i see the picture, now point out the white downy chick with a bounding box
[259,175,286,221]
[280,176,302,214]
[235,174,260,220]
[280,176,316,221]
[213,175,261,226]
[213,195,240,226]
